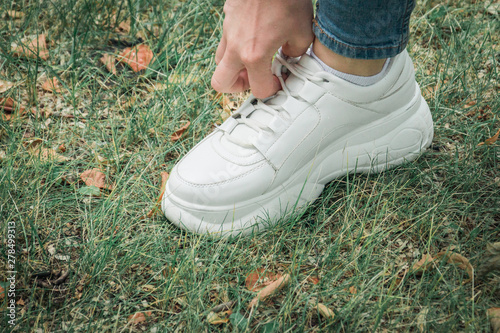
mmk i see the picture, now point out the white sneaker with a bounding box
[162,50,433,236]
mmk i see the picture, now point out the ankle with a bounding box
[312,38,386,76]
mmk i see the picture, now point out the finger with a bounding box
[215,36,226,65]
[246,61,281,99]
[211,54,245,93]
[281,39,312,58]
[215,70,250,93]
[281,29,315,58]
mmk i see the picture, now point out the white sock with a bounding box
[310,49,391,87]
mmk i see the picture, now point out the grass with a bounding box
[0,0,499,331]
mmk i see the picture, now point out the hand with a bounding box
[211,0,314,99]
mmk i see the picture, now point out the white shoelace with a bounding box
[224,53,324,149]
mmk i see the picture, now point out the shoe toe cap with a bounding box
[166,134,275,207]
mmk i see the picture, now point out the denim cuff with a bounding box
[313,0,415,60]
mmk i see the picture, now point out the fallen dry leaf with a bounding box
[478,128,500,146]
[348,286,357,294]
[0,80,14,93]
[12,34,49,60]
[488,308,500,333]
[23,138,43,150]
[307,276,320,285]
[417,306,429,333]
[312,302,335,319]
[168,72,198,86]
[80,168,113,190]
[207,309,232,325]
[0,285,4,300]
[100,54,117,75]
[214,92,229,108]
[436,251,474,282]
[412,251,474,282]
[423,84,438,100]
[42,77,62,93]
[1,97,26,121]
[31,147,69,163]
[16,298,25,306]
[25,138,68,162]
[118,44,153,72]
[115,19,131,33]
[144,171,169,219]
[248,274,291,308]
[411,254,435,274]
[485,2,500,15]
[245,268,280,292]
[171,121,190,142]
[478,242,500,278]
[7,10,25,19]
[127,311,151,324]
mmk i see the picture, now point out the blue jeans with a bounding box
[313,0,416,59]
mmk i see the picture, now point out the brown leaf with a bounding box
[214,92,230,108]
[210,301,235,313]
[488,308,500,333]
[57,144,66,153]
[24,138,69,163]
[33,147,69,163]
[307,276,320,285]
[1,97,26,121]
[411,254,435,274]
[16,298,25,306]
[248,274,291,308]
[0,79,15,93]
[423,84,438,100]
[312,303,335,319]
[478,242,500,277]
[144,171,169,219]
[245,268,280,292]
[478,128,500,146]
[348,286,357,294]
[7,10,25,19]
[12,34,49,60]
[100,54,117,75]
[207,310,232,324]
[23,138,43,150]
[41,77,62,93]
[436,251,474,282]
[462,99,476,109]
[115,19,131,33]
[417,307,429,332]
[118,44,153,72]
[170,121,190,142]
[80,168,113,190]
[127,311,151,324]
[0,285,4,299]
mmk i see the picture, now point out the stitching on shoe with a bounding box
[274,103,322,170]
[212,133,263,166]
[176,162,267,188]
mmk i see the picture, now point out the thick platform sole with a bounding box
[162,96,434,237]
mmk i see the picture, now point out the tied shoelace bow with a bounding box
[222,52,324,149]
